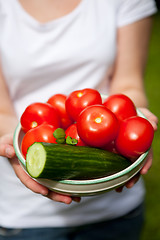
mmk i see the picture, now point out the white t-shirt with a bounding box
[0,0,157,228]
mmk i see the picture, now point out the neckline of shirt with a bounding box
[14,0,86,31]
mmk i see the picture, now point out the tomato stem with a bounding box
[95,117,102,124]
[31,121,38,128]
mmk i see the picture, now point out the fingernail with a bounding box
[5,147,14,158]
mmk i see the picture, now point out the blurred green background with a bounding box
[141,10,160,240]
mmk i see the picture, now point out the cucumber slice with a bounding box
[26,142,47,178]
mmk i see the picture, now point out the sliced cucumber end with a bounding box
[26,142,46,178]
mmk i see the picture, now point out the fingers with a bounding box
[0,144,15,158]
[139,108,158,131]
[115,148,153,192]
[46,192,81,204]
[10,157,80,204]
[10,157,49,195]
[72,196,81,203]
[115,173,140,193]
[1,134,81,204]
[0,134,16,158]
[115,186,124,193]
[140,149,152,175]
[125,173,140,189]
[46,191,76,204]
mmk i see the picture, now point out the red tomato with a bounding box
[21,124,57,158]
[115,116,154,159]
[65,88,102,122]
[47,94,73,129]
[103,94,137,122]
[77,105,119,148]
[20,102,60,133]
[65,123,86,146]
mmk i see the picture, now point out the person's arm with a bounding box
[110,17,158,191]
[0,66,80,203]
[110,17,152,107]
[111,16,158,129]
[0,66,18,136]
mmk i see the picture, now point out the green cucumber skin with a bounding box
[26,143,131,180]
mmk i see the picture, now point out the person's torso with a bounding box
[0,0,118,116]
[0,0,145,228]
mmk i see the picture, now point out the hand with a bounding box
[0,134,81,204]
[139,108,158,131]
[116,108,158,192]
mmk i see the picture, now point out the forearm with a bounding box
[109,17,153,108]
[0,66,18,136]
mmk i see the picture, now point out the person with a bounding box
[0,0,158,239]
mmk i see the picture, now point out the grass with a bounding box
[141,12,160,240]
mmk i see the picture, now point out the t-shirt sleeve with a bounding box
[117,0,158,27]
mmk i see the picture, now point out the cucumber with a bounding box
[26,142,131,180]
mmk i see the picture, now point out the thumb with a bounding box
[0,144,15,158]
